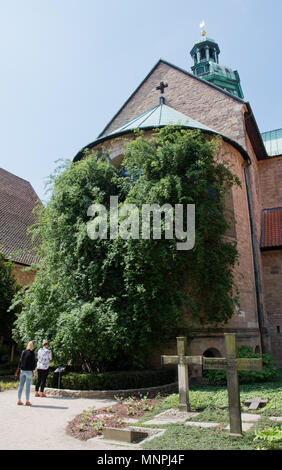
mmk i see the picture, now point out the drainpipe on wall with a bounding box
[243,161,265,353]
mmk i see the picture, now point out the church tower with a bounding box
[190,23,244,99]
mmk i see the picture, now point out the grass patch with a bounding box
[0,378,18,392]
[138,371,282,450]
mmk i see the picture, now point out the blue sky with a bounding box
[0,0,281,203]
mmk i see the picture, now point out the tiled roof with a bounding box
[0,168,41,265]
[261,208,282,250]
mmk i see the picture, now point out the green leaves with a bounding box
[13,127,240,371]
[0,252,19,340]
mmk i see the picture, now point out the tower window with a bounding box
[196,67,205,75]
[200,49,206,60]
[209,48,215,60]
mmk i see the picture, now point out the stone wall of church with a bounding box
[257,155,282,366]
[261,250,282,368]
[101,61,247,152]
[241,128,282,365]
[258,155,282,209]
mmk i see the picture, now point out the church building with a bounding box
[73,27,282,369]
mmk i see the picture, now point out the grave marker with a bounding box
[161,337,202,412]
[203,333,263,437]
[244,398,268,410]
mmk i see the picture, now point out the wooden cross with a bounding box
[203,333,263,437]
[161,337,202,412]
[156,81,168,94]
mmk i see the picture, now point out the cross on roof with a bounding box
[156,81,168,94]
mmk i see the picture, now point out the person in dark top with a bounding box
[17,341,36,406]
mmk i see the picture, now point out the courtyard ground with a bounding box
[0,389,135,450]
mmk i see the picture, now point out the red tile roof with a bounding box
[0,168,41,265]
[261,208,282,250]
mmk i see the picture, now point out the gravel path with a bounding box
[0,389,135,450]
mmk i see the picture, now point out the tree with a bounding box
[0,252,19,343]
[13,127,240,371]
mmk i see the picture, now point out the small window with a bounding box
[197,67,205,75]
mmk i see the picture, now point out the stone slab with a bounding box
[94,427,166,448]
[225,422,254,432]
[185,421,219,429]
[103,427,148,443]
[144,409,199,425]
[269,417,282,423]
[241,413,261,423]
[244,398,268,410]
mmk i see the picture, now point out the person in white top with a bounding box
[35,340,52,397]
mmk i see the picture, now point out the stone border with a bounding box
[30,382,178,398]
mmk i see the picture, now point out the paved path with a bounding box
[0,389,135,450]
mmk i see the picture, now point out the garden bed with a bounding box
[66,395,161,441]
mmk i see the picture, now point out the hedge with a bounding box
[43,368,177,391]
[203,346,279,385]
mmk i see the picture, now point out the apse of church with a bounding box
[73,25,282,371]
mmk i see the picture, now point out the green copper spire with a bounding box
[190,23,244,99]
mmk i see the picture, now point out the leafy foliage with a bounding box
[203,346,279,385]
[43,368,176,391]
[13,127,240,371]
[254,424,282,449]
[0,252,19,341]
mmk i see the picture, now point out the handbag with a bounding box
[14,351,23,379]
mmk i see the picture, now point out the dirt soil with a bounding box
[67,396,160,441]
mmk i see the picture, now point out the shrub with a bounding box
[203,346,278,385]
[44,368,176,391]
[254,424,282,450]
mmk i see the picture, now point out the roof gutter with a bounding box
[243,160,265,352]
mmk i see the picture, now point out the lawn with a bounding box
[67,371,282,450]
[137,371,282,450]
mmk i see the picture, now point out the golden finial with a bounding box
[200,20,206,37]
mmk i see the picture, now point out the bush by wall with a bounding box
[203,346,279,385]
[44,368,177,391]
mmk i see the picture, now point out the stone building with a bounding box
[0,167,40,286]
[73,30,282,369]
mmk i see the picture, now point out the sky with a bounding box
[0,0,281,204]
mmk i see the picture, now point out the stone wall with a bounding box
[261,250,282,367]
[101,61,247,151]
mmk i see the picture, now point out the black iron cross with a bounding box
[156,81,168,94]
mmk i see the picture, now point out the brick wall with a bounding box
[101,61,247,150]
[258,156,282,209]
[261,250,282,367]
[12,262,36,286]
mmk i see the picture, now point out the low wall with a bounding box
[31,382,177,398]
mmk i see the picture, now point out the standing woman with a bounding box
[17,341,36,406]
[35,340,52,397]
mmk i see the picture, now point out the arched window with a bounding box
[203,348,221,358]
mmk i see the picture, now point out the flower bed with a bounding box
[66,395,160,441]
